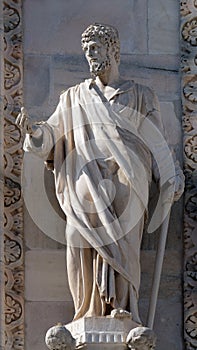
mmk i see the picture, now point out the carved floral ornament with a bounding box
[182,108,197,132]
[181,1,197,349]
[4,2,20,33]
[181,1,192,16]
[181,0,197,15]
[184,135,197,164]
[182,17,197,45]
[5,294,22,325]
[4,59,21,90]
[183,77,197,103]
[3,0,24,349]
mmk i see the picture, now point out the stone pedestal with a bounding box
[45,316,156,350]
[66,316,139,349]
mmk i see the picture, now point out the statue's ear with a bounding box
[112,46,117,58]
[108,46,118,64]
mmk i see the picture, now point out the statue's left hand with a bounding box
[169,162,185,202]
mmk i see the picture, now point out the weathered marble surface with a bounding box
[66,316,139,347]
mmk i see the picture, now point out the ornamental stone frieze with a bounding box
[181,1,197,349]
[3,0,24,349]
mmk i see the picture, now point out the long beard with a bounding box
[89,56,111,83]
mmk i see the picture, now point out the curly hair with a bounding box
[81,23,120,63]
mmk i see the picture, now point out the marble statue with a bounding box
[16,23,184,325]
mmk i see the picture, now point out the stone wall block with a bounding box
[24,55,50,108]
[140,250,183,299]
[25,301,74,350]
[24,0,148,55]
[148,0,179,54]
[25,250,72,302]
[120,62,180,100]
[139,299,183,350]
[23,153,67,246]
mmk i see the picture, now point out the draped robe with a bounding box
[24,79,167,323]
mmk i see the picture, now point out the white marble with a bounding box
[66,316,139,347]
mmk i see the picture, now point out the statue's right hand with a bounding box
[16,107,34,135]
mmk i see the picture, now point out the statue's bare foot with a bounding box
[111,308,132,319]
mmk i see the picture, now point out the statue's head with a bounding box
[81,23,120,76]
[126,327,156,350]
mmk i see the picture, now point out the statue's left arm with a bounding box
[141,87,185,202]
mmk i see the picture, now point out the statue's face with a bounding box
[83,37,112,75]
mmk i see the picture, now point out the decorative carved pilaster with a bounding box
[181,1,197,349]
[3,1,24,349]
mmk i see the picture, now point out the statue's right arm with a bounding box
[16,107,42,139]
[16,107,54,159]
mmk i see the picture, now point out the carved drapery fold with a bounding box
[181,1,197,349]
[3,0,24,349]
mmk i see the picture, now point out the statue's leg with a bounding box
[66,243,102,320]
[112,271,142,324]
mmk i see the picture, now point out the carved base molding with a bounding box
[45,318,156,350]
[3,0,24,349]
[181,1,197,349]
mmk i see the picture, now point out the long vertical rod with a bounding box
[147,211,171,329]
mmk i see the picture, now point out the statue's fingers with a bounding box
[15,113,26,130]
[16,112,28,132]
[15,113,22,126]
[17,113,26,129]
[21,106,28,116]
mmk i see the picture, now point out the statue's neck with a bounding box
[94,75,125,101]
[96,64,120,87]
